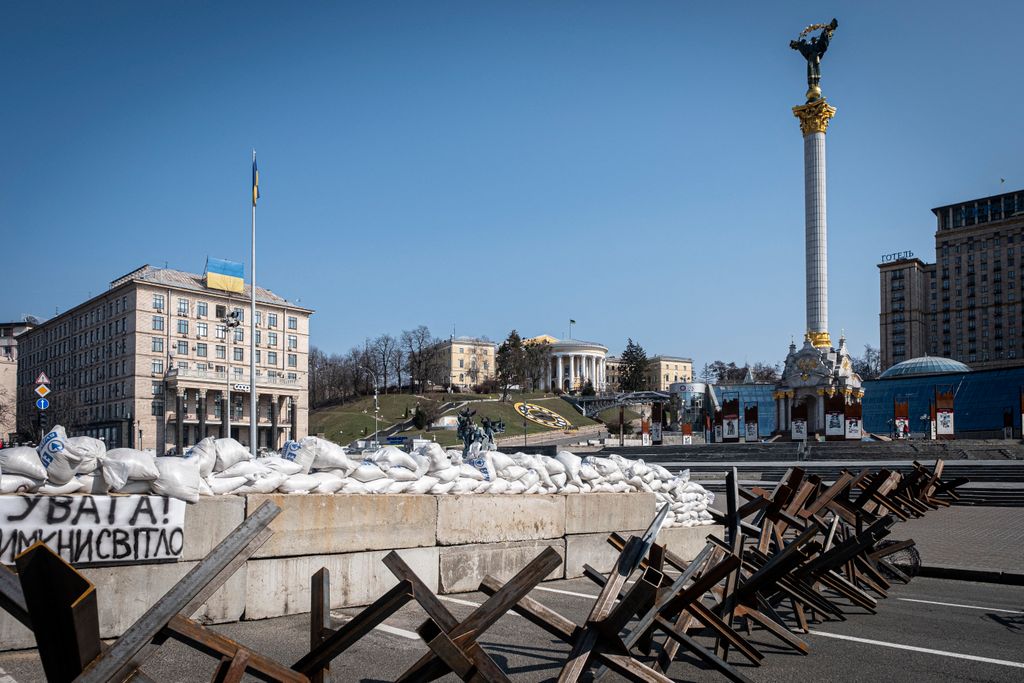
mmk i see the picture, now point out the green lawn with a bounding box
[310,394,437,442]
[597,407,640,424]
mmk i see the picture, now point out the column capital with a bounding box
[792,97,836,136]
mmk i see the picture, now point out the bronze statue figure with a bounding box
[790,18,838,101]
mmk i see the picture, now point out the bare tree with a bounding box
[371,334,398,393]
[401,326,435,393]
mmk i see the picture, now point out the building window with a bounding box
[255,311,262,326]
[197,301,208,317]
[268,332,278,346]
[287,353,297,367]
[288,316,297,330]
[197,322,208,337]
[152,315,164,331]
[287,334,297,349]
[177,319,188,335]
[177,340,188,355]
[216,345,226,359]
[152,337,164,353]
[196,343,208,357]
[287,372,297,381]
[215,304,226,319]
[255,350,261,363]
[234,348,244,361]
[459,359,464,368]
[233,328,243,342]
[232,307,244,322]
[268,313,278,327]
[151,401,164,416]
[177,298,189,315]
[151,360,164,374]
[153,294,164,310]
[268,351,278,365]
[177,360,188,370]
[255,330,262,345]
[152,381,163,395]
[216,324,226,339]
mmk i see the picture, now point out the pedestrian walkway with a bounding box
[895,506,1024,574]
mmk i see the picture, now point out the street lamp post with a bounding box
[223,311,241,440]
[361,366,379,447]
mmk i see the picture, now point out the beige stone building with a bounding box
[16,264,312,452]
[1,320,35,441]
[878,188,1024,371]
[603,354,692,391]
[430,336,497,390]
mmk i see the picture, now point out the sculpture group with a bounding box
[456,407,505,457]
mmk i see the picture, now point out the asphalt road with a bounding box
[1,575,1020,682]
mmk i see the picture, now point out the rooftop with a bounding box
[111,264,311,310]
[878,355,972,379]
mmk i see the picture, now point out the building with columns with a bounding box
[527,335,608,393]
[1,320,36,441]
[16,264,311,453]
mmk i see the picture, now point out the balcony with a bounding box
[166,367,300,388]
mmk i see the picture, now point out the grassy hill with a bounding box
[309,392,599,445]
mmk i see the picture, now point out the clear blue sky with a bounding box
[2,1,1021,369]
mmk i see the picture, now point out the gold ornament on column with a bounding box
[793,98,837,136]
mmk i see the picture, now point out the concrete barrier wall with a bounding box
[0,492,721,651]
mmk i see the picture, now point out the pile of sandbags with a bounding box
[0,426,716,527]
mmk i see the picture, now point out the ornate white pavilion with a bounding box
[528,335,608,393]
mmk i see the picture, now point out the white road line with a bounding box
[374,623,421,640]
[808,631,1024,669]
[534,586,598,599]
[896,598,1023,614]
[439,595,523,617]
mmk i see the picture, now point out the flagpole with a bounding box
[250,149,258,458]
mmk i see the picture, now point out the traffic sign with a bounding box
[35,397,49,410]
[35,372,51,385]
[35,385,51,398]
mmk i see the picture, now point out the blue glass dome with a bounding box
[878,356,972,379]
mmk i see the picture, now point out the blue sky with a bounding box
[2,1,1021,369]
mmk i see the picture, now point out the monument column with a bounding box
[793,94,836,349]
[569,355,575,390]
[556,355,564,391]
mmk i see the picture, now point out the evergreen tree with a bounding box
[619,338,649,391]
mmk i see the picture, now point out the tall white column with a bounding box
[569,355,575,390]
[556,354,564,391]
[793,98,836,349]
[547,358,552,392]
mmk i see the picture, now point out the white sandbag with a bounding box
[541,457,567,476]
[506,480,527,494]
[652,465,674,481]
[213,438,250,472]
[363,477,394,494]
[151,457,201,503]
[77,472,110,495]
[430,481,456,495]
[309,471,345,494]
[384,465,420,482]
[458,463,484,481]
[486,479,511,494]
[451,478,480,494]
[350,460,386,482]
[215,460,272,480]
[66,436,105,474]
[0,474,43,494]
[206,475,248,495]
[102,448,160,490]
[184,437,218,478]
[198,477,214,496]
[465,453,495,482]
[341,479,369,494]
[373,445,419,472]
[385,480,413,494]
[36,426,84,485]
[0,447,47,480]
[550,472,567,489]
[489,451,515,471]
[555,451,582,485]
[431,465,460,484]
[578,462,601,481]
[277,473,320,494]
[406,475,439,494]
[499,465,528,481]
[115,480,153,494]
[259,456,303,476]
[562,483,581,494]
[279,438,317,474]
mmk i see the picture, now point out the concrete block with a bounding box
[181,496,245,561]
[564,531,639,578]
[657,524,724,560]
[436,495,565,545]
[564,493,655,535]
[438,539,564,593]
[0,612,35,651]
[247,494,437,558]
[244,546,439,620]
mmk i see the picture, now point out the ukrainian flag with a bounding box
[252,157,260,206]
[205,257,245,293]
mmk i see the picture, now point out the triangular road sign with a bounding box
[35,372,51,385]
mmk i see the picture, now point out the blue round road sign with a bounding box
[36,397,50,410]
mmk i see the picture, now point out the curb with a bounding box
[919,564,1024,586]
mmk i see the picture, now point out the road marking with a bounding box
[439,595,523,617]
[896,598,1023,614]
[534,586,598,599]
[808,630,1024,669]
[375,623,420,640]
